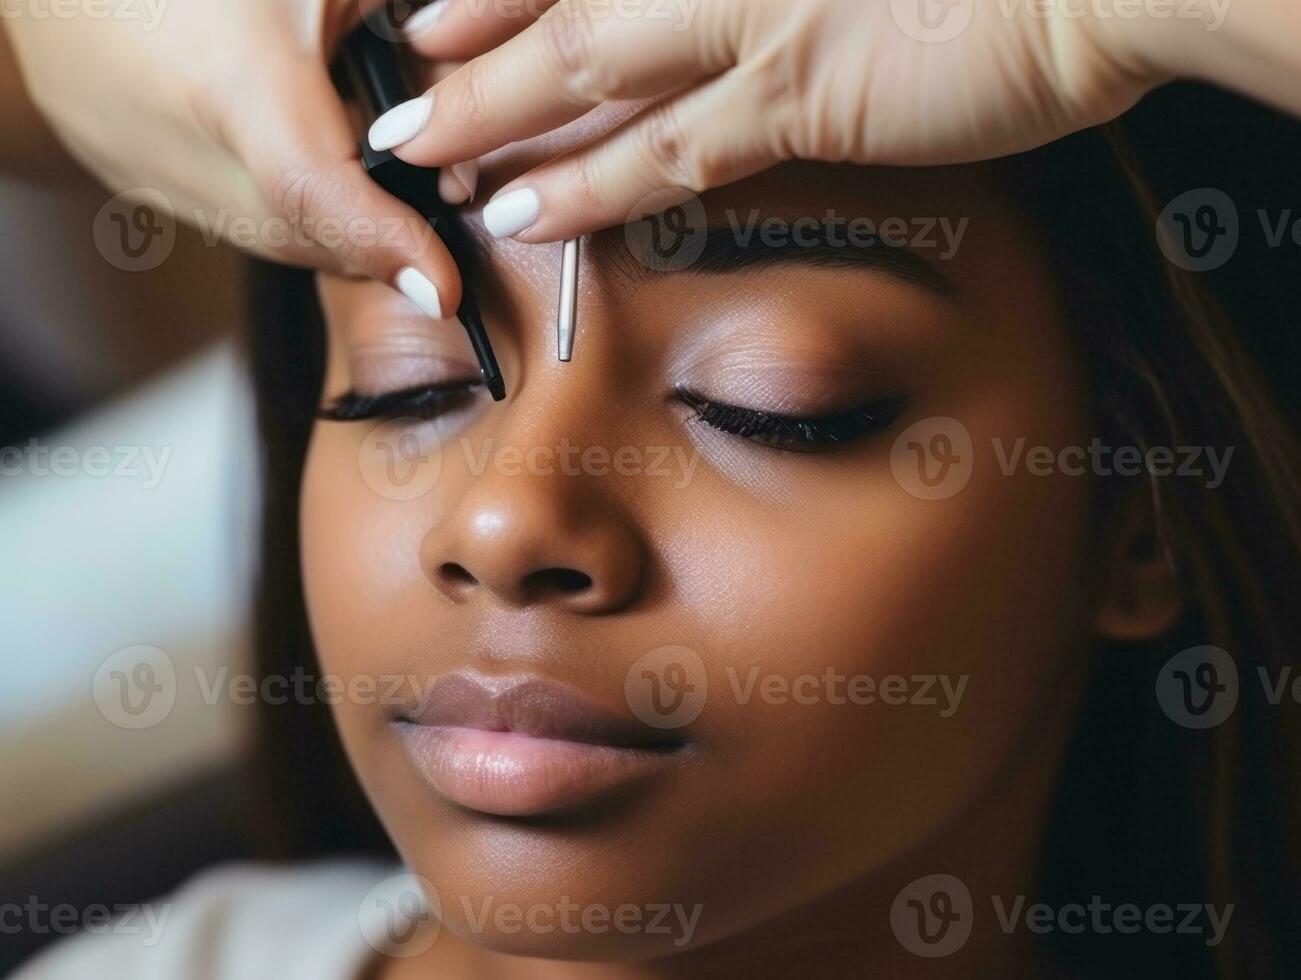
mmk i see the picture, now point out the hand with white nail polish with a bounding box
[3,0,468,317]
[385,0,1301,243]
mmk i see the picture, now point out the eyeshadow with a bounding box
[346,335,480,397]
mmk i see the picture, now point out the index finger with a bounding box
[403,0,562,61]
[371,0,737,169]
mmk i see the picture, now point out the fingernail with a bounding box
[483,188,540,238]
[451,160,479,203]
[369,95,434,152]
[404,0,449,40]
[396,267,443,320]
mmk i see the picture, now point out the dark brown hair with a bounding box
[1002,127,1300,979]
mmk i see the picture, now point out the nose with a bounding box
[420,465,648,614]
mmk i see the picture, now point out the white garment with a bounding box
[11,860,402,980]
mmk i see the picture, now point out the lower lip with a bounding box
[396,725,680,817]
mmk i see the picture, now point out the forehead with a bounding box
[466,100,1024,289]
[323,98,1042,337]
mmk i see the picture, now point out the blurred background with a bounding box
[1,22,1298,975]
[0,25,262,975]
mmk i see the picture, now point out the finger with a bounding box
[404,0,562,61]
[439,161,480,204]
[371,0,740,169]
[479,73,781,242]
[227,51,464,315]
[426,60,480,204]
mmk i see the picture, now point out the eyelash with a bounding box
[677,388,906,452]
[317,380,482,422]
[319,382,905,452]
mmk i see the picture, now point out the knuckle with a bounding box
[445,62,493,137]
[637,103,702,192]
[268,163,331,227]
[332,230,381,280]
[539,3,607,104]
[569,152,607,218]
[738,59,808,158]
[268,164,374,277]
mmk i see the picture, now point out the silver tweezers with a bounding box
[557,237,580,361]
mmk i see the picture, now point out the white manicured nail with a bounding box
[396,267,442,320]
[369,95,433,152]
[451,160,479,202]
[404,0,449,40]
[483,188,540,238]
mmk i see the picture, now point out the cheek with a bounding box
[652,358,1094,887]
[300,423,446,744]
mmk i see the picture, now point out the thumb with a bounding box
[227,49,463,315]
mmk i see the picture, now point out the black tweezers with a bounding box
[339,25,506,401]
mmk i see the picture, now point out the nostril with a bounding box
[437,562,479,590]
[522,567,593,597]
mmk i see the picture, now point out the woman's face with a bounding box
[301,122,1098,965]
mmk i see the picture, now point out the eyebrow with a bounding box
[607,224,958,297]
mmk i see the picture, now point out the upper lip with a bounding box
[394,672,682,750]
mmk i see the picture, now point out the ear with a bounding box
[1091,490,1185,642]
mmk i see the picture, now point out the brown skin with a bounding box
[300,115,1172,978]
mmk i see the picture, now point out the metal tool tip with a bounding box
[557,238,580,363]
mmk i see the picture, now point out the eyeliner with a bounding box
[339,27,506,401]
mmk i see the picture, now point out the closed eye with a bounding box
[318,380,483,422]
[677,388,906,453]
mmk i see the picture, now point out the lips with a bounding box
[392,672,687,817]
